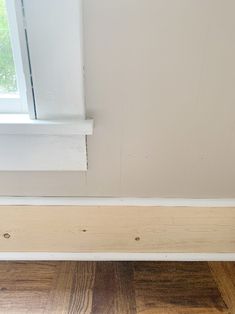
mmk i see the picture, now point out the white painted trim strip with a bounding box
[0,115,93,135]
[1,197,235,207]
[0,253,235,261]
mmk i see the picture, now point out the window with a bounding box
[0,0,93,171]
[0,0,27,113]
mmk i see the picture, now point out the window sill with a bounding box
[0,114,93,135]
[0,114,94,171]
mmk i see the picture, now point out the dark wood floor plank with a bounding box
[45,262,77,314]
[113,262,137,314]
[68,262,96,314]
[209,262,235,314]
[91,262,136,314]
[0,261,57,313]
[133,262,228,314]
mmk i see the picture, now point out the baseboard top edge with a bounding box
[0,197,235,207]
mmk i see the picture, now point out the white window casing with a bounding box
[21,0,86,120]
[0,0,28,113]
[0,0,93,171]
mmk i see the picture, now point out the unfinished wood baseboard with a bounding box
[0,202,235,256]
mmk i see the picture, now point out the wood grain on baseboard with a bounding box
[0,206,234,253]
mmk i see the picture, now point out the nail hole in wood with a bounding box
[82,229,87,233]
[3,233,10,239]
[135,237,140,241]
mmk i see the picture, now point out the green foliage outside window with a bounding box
[0,0,17,94]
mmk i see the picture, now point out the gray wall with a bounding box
[1,0,235,197]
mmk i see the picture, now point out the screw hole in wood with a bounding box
[3,233,11,239]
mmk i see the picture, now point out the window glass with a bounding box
[0,0,18,95]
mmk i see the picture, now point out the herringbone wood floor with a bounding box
[0,262,234,313]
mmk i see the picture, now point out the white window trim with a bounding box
[0,94,23,113]
[0,0,93,171]
[0,114,93,135]
[0,115,93,171]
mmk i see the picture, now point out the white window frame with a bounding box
[0,0,93,171]
[0,0,28,113]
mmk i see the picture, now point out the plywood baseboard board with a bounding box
[0,200,235,259]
